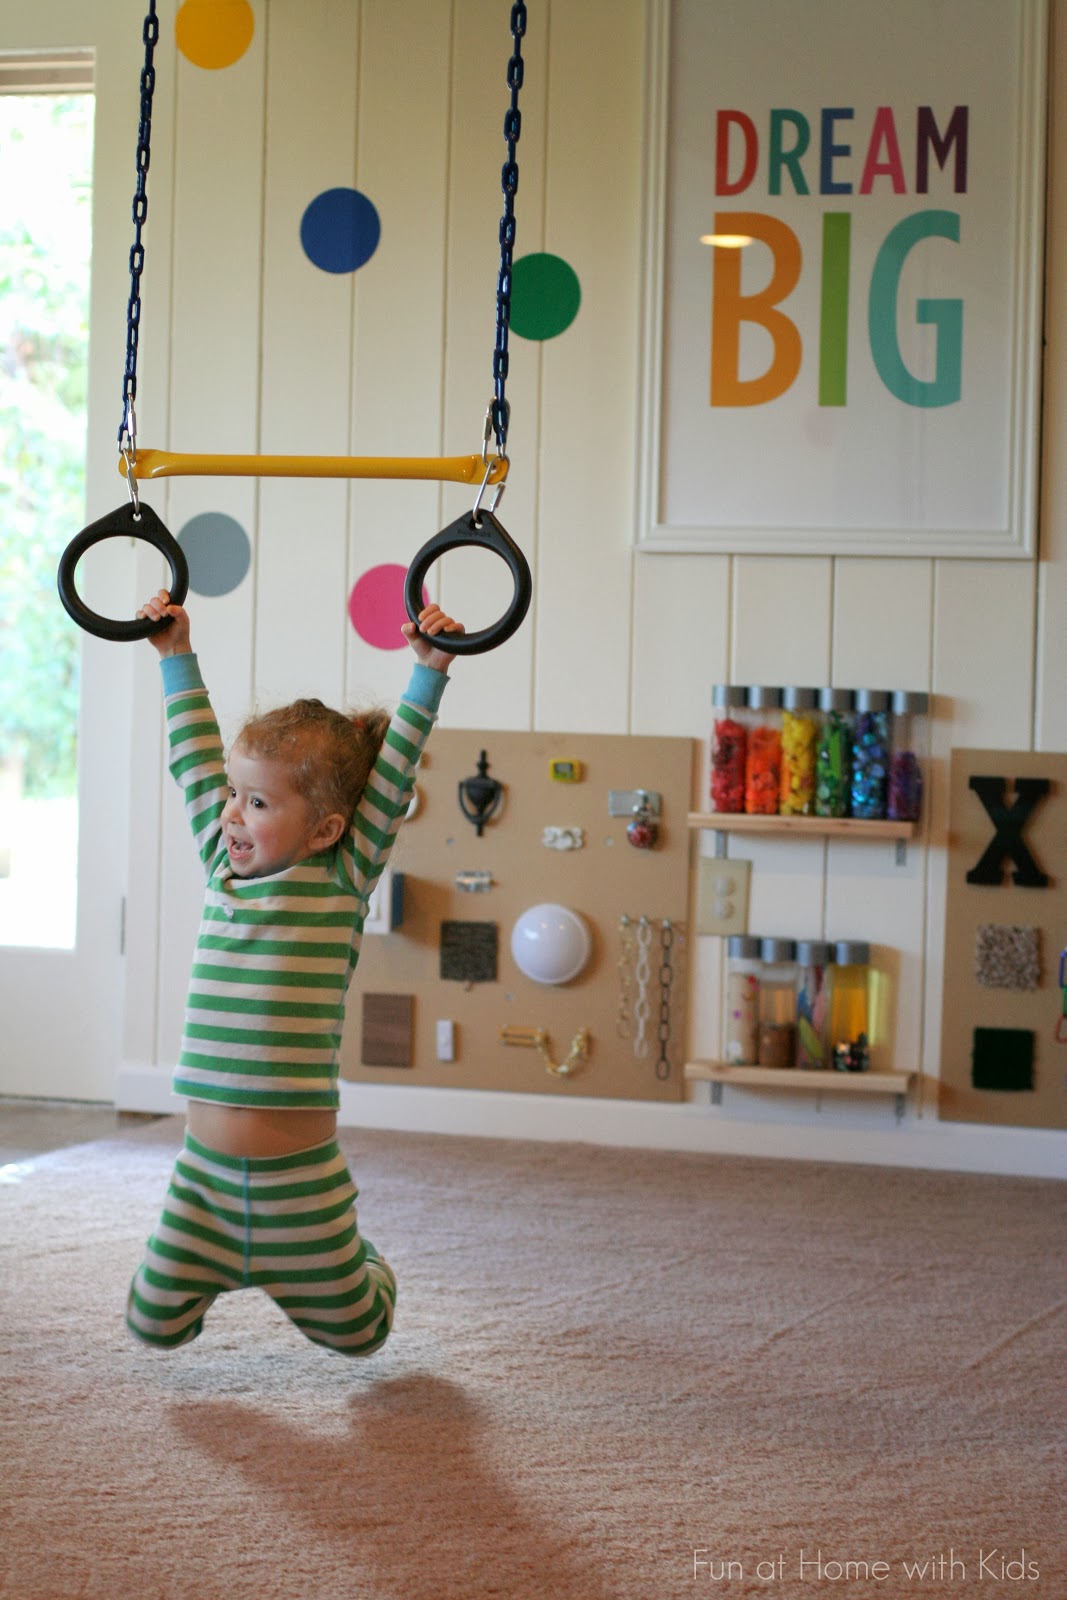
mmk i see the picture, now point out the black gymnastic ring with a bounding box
[404,508,532,656]
[57,500,189,642]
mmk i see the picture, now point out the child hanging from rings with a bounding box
[126,588,464,1356]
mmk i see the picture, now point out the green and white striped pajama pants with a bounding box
[126,1132,396,1355]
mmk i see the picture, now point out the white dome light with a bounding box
[510,903,593,985]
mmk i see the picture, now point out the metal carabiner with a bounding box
[119,396,140,514]
[472,452,508,520]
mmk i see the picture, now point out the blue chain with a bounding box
[490,1,527,456]
[119,1,159,449]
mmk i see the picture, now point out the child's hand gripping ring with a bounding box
[404,507,531,657]
[58,501,189,642]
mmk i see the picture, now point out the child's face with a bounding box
[222,745,326,878]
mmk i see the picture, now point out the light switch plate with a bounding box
[696,856,751,936]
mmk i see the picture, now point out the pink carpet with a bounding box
[1,1115,1064,1599]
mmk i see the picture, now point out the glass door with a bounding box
[0,39,133,1102]
[0,84,91,949]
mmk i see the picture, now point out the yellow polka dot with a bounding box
[175,0,255,71]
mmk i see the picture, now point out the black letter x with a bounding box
[966,776,1050,887]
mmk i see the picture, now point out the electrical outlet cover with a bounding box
[696,856,751,936]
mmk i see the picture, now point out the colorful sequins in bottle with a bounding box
[887,690,928,822]
[815,688,852,817]
[780,687,818,815]
[850,690,890,819]
[744,687,782,815]
[711,684,748,813]
[794,939,832,1069]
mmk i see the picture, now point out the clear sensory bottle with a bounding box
[757,937,797,1067]
[710,684,748,814]
[794,939,832,1069]
[815,688,852,818]
[724,935,762,1064]
[887,690,928,822]
[744,687,782,816]
[829,940,871,1071]
[850,690,890,819]
[780,687,818,815]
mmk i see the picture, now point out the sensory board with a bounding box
[342,728,697,1102]
[940,747,1067,1130]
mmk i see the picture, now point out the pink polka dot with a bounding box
[348,564,428,651]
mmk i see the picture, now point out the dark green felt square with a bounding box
[971,1027,1035,1092]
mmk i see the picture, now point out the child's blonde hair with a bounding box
[235,699,392,826]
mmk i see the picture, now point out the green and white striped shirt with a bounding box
[160,653,446,1110]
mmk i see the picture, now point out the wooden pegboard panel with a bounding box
[341,728,696,1102]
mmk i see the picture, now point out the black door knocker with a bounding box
[458,750,504,836]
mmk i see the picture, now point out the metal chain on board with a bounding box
[633,915,652,1058]
[118,0,160,511]
[616,913,636,1039]
[489,1,527,457]
[655,918,676,1080]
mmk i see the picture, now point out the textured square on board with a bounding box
[974,924,1040,990]
[971,1027,1034,1092]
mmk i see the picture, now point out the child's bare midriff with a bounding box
[187,1100,338,1157]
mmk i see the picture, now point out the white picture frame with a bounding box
[635,0,1048,558]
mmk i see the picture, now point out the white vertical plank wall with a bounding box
[254,0,359,709]
[30,0,1054,1173]
[153,9,267,1063]
[345,2,452,714]
[534,0,645,733]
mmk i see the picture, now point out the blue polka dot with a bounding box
[300,188,381,274]
[178,513,251,597]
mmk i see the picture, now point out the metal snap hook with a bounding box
[119,397,141,514]
[472,453,509,522]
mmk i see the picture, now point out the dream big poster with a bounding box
[637,0,1047,557]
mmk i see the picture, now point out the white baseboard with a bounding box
[113,1063,1067,1180]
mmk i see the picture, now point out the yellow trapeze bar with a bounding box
[121,449,508,486]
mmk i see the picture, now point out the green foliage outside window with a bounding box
[0,94,93,797]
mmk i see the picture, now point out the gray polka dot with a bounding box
[178,513,251,597]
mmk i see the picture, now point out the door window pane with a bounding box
[0,90,93,948]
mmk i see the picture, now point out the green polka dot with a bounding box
[510,252,581,341]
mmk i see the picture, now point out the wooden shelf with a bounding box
[686,1061,915,1118]
[689,812,916,841]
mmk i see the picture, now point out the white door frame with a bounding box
[0,3,148,1100]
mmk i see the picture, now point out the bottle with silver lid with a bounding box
[724,934,761,1064]
[850,690,890,819]
[887,690,929,822]
[829,939,871,1071]
[757,936,797,1067]
[710,684,748,814]
[780,687,818,815]
[744,686,782,815]
[794,939,833,1068]
[815,688,852,817]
